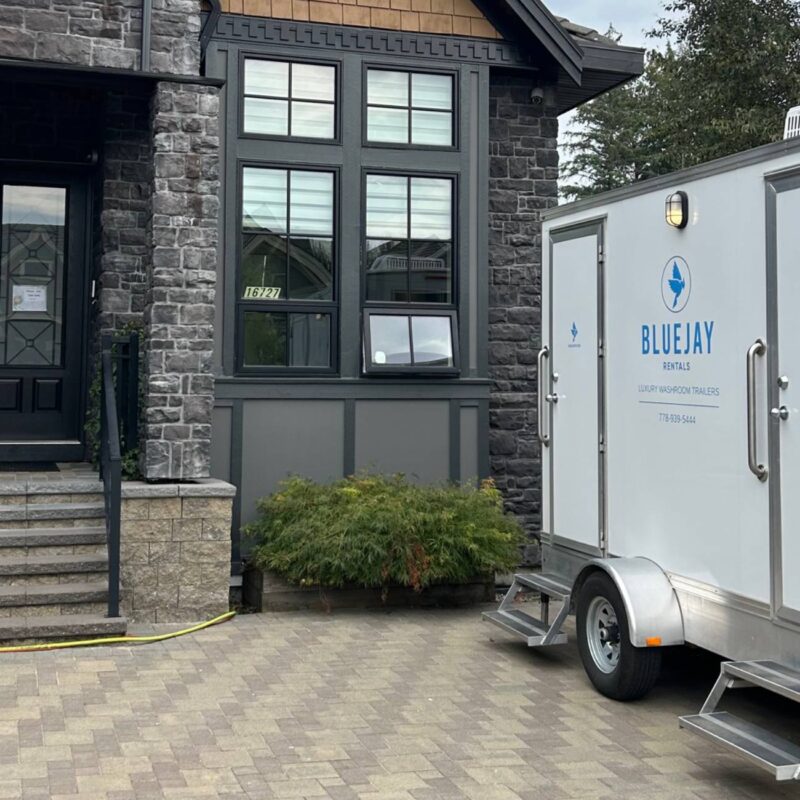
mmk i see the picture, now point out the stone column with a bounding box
[488,75,559,562]
[143,81,220,480]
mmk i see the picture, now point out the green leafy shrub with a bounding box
[246,474,524,591]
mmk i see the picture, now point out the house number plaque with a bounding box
[243,286,282,300]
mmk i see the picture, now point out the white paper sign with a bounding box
[12,285,47,313]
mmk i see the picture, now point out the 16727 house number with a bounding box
[243,286,282,299]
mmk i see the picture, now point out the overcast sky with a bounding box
[545,0,662,48]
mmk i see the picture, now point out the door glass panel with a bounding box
[0,185,67,367]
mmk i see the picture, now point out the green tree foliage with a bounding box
[563,0,800,199]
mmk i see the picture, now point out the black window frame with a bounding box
[362,64,459,151]
[362,308,460,377]
[239,52,341,145]
[236,160,339,376]
[361,169,460,376]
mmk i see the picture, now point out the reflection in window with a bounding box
[366,70,453,146]
[244,59,336,139]
[243,312,331,368]
[365,175,452,304]
[366,313,455,371]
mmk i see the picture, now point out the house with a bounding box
[0,0,642,635]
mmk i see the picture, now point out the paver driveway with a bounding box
[0,606,798,799]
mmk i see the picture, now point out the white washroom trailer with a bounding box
[484,136,800,781]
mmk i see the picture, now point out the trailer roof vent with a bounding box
[784,106,800,139]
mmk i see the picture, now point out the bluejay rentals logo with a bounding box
[661,256,691,313]
[570,322,578,342]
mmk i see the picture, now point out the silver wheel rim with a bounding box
[586,596,621,674]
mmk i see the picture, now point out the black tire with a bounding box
[576,571,662,701]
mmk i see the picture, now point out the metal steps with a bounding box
[680,660,800,781]
[482,572,572,648]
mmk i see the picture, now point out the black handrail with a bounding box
[99,335,123,619]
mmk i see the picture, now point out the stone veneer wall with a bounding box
[488,75,559,562]
[219,0,500,37]
[121,480,236,623]
[144,82,220,480]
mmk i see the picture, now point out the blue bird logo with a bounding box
[570,322,578,342]
[667,261,685,309]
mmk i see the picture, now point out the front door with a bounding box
[548,222,605,553]
[0,176,88,461]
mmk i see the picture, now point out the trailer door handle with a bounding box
[746,338,768,481]
[538,345,551,447]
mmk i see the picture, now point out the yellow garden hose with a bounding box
[0,610,236,654]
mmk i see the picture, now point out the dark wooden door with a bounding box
[0,174,88,461]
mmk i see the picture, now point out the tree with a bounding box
[563,0,800,199]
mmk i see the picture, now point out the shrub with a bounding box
[246,474,524,591]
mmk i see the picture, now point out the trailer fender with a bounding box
[574,558,685,648]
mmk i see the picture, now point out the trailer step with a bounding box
[482,571,572,648]
[722,660,800,704]
[679,712,800,781]
[483,609,568,646]
[512,572,572,601]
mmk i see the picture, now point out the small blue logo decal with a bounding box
[661,256,691,313]
[570,322,578,342]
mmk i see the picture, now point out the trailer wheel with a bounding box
[576,572,661,701]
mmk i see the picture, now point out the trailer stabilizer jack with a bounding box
[680,660,800,781]
[483,572,572,647]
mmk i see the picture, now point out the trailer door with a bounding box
[768,175,800,623]
[548,223,604,552]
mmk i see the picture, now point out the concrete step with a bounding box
[0,527,106,550]
[0,554,108,587]
[0,582,108,619]
[0,613,126,643]
[0,503,105,526]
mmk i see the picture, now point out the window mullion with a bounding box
[406,177,412,303]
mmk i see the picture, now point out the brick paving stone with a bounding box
[0,608,798,798]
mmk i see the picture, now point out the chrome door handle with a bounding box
[770,406,789,421]
[746,338,768,481]
[546,394,559,404]
[537,345,551,447]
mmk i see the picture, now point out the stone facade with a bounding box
[488,75,559,560]
[219,0,500,37]
[0,0,200,75]
[144,82,220,480]
[120,480,236,623]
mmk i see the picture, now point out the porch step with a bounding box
[0,582,108,608]
[722,660,800,704]
[483,609,568,646]
[513,572,572,601]
[0,502,105,523]
[0,613,127,644]
[0,553,108,578]
[0,527,106,548]
[679,712,800,781]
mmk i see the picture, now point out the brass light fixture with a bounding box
[666,190,688,229]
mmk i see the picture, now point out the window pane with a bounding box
[243,312,287,367]
[365,239,409,302]
[411,73,452,110]
[292,63,335,102]
[411,316,453,366]
[289,238,333,301]
[410,178,451,240]
[367,70,408,107]
[367,107,409,144]
[242,168,287,233]
[411,110,452,146]
[245,59,289,98]
[289,313,331,367]
[408,240,451,303]
[291,101,335,139]
[243,98,289,136]
[369,315,411,366]
[366,175,408,239]
[290,171,333,236]
[241,234,286,299]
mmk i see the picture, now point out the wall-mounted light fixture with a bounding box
[665,190,688,229]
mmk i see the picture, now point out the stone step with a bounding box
[0,554,108,583]
[0,527,106,548]
[0,503,105,525]
[0,613,126,643]
[0,582,108,608]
